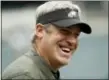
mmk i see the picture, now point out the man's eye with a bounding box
[59,29,71,35]
[74,33,80,38]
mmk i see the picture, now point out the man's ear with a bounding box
[35,23,44,39]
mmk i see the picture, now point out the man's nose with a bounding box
[66,36,77,46]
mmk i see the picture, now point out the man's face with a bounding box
[36,24,81,67]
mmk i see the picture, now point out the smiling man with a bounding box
[2,1,92,79]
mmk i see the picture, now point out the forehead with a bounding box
[51,24,81,32]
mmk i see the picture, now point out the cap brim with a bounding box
[51,18,92,34]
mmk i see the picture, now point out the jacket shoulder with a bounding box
[2,54,41,79]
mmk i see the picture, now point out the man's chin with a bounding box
[58,58,70,66]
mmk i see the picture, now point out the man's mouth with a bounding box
[59,44,72,54]
[61,47,71,53]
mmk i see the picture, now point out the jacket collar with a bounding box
[24,48,56,79]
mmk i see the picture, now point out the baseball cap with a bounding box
[37,8,92,34]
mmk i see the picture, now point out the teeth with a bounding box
[61,47,70,52]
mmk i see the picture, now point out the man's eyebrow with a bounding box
[58,28,73,33]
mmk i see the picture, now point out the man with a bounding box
[2,1,92,79]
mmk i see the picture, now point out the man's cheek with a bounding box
[75,42,78,50]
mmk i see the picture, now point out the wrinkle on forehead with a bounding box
[55,25,81,33]
[47,24,81,35]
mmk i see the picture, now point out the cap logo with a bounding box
[68,11,77,18]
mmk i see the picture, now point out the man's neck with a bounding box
[32,43,59,72]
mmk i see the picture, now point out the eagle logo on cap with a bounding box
[68,11,78,18]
